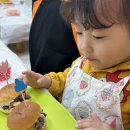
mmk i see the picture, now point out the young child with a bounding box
[21,0,130,129]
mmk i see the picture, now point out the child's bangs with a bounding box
[74,0,123,29]
[61,0,123,30]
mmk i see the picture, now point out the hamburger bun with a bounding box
[7,101,46,130]
[0,83,21,106]
[0,83,30,114]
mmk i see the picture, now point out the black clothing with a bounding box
[29,0,80,74]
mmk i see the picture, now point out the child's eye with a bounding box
[76,32,83,35]
[93,36,105,39]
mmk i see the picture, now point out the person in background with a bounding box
[22,0,130,129]
[29,0,80,74]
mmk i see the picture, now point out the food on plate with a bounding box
[0,0,12,4]
[0,83,31,114]
[7,101,46,130]
[5,9,20,16]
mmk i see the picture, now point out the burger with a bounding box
[0,83,31,114]
[7,101,46,130]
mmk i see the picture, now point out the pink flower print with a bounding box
[101,88,113,101]
[78,80,90,96]
[80,80,88,89]
[96,85,117,109]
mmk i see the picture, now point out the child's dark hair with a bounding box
[60,0,130,30]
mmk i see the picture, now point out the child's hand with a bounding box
[75,113,114,130]
[20,70,51,89]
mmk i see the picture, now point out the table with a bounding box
[0,88,77,130]
[0,40,28,89]
[0,1,32,52]
[0,42,77,130]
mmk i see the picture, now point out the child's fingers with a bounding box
[75,119,92,129]
[22,70,30,74]
[18,74,28,82]
[21,75,31,84]
[22,70,34,76]
[18,75,24,81]
[75,114,101,129]
[22,70,42,80]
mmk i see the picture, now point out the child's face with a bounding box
[76,24,130,69]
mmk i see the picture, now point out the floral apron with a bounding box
[62,57,129,130]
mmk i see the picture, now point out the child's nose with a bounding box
[80,37,93,53]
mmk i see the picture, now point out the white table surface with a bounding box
[0,2,32,44]
[0,40,28,89]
